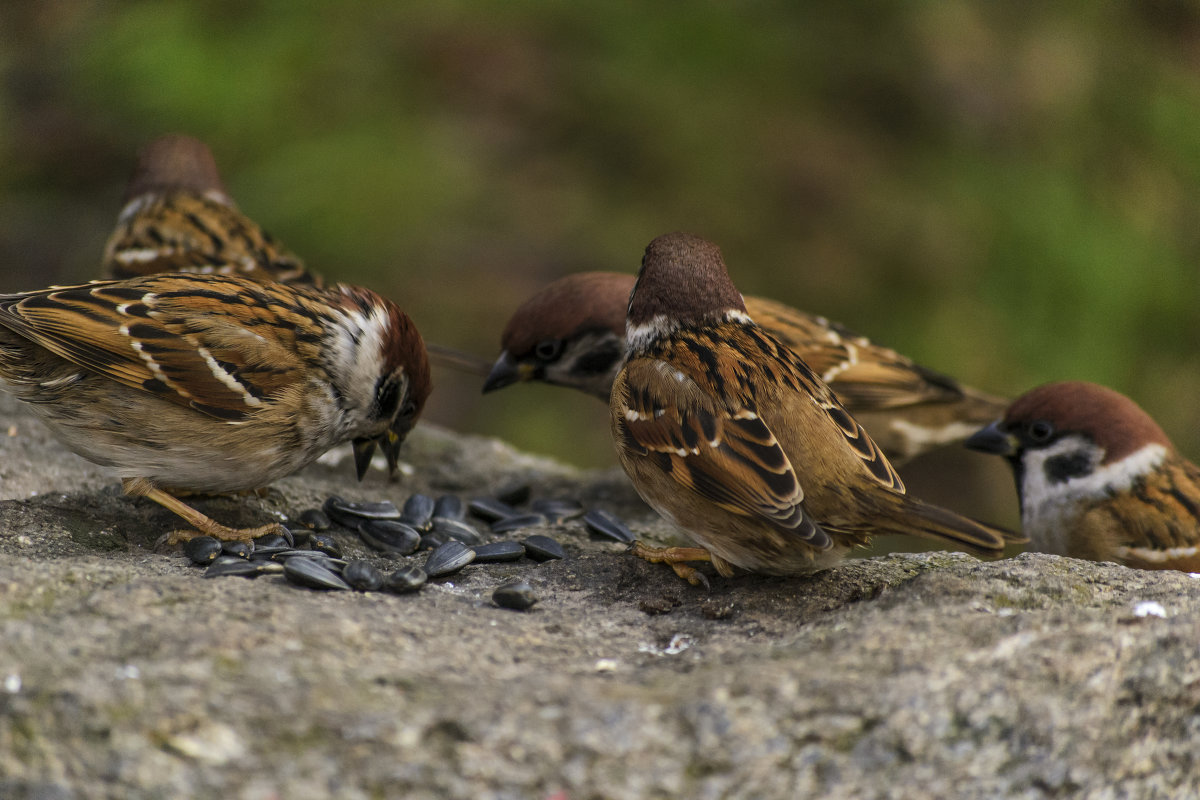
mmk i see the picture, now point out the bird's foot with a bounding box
[629,541,713,589]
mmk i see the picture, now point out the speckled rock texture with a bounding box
[0,392,1197,800]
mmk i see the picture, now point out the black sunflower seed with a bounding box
[432,494,464,520]
[523,535,565,562]
[323,496,401,528]
[297,508,331,531]
[468,497,518,523]
[221,540,253,559]
[471,541,525,563]
[283,557,351,591]
[358,519,421,555]
[530,498,584,523]
[253,533,292,549]
[582,509,636,544]
[205,559,275,579]
[400,494,435,530]
[495,483,531,506]
[424,541,476,577]
[309,532,342,558]
[343,560,385,592]
[431,517,483,545]
[491,513,548,533]
[183,536,222,565]
[384,565,427,594]
[492,580,538,611]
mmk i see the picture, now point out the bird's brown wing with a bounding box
[614,355,831,548]
[1099,456,1200,571]
[0,276,308,419]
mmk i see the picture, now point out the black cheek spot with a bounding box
[1044,452,1094,484]
[573,341,622,377]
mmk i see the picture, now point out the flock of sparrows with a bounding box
[2,134,1198,581]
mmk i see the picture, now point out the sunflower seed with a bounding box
[183,536,222,565]
[495,483,531,506]
[323,496,401,527]
[468,497,518,523]
[205,559,275,579]
[431,517,483,545]
[400,494,435,530]
[531,498,584,523]
[358,519,421,555]
[492,580,538,611]
[432,494,464,520]
[283,557,351,591]
[253,533,292,549]
[343,560,385,592]
[424,541,476,577]
[582,509,636,543]
[309,532,342,558]
[221,539,253,559]
[491,513,548,533]
[297,508,331,531]
[471,541,525,563]
[523,535,565,562]
[384,565,427,594]
[419,531,451,551]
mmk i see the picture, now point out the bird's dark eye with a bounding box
[534,339,563,362]
[374,377,402,421]
[398,400,417,420]
[1028,420,1054,443]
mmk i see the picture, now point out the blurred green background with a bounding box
[3,2,1199,527]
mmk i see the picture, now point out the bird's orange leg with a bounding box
[630,541,713,589]
[123,478,288,544]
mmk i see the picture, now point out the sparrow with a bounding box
[610,232,1014,584]
[0,272,430,542]
[965,381,1200,571]
[102,134,320,286]
[484,271,1007,463]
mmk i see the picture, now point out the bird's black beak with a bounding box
[381,429,402,480]
[352,437,377,481]
[483,351,530,393]
[964,421,1017,457]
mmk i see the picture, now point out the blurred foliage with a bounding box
[3,0,1200,492]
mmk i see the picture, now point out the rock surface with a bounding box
[1,392,1198,799]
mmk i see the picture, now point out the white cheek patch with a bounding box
[626,315,677,351]
[1020,439,1168,554]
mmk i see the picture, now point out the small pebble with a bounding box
[384,565,427,594]
[432,494,464,520]
[343,560,385,592]
[283,557,351,591]
[582,509,636,544]
[495,483,531,506]
[493,579,538,611]
[424,541,476,577]
[296,508,331,531]
[523,535,565,562]
[531,498,584,523]
[492,513,548,534]
[468,497,518,523]
[401,494,435,530]
[221,540,253,559]
[358,519,421,555]
[471,541,525,563]
[431,517,483,545]
[183,536,222,565]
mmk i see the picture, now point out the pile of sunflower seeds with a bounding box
[180,486,637,612]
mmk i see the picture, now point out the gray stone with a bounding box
[0,392,1197,798]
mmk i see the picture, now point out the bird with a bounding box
[483,270,1007,463]
[102,134,321,286]
[965,381,1200,571]
[609,232,1015,585]
[0,272,430,542]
